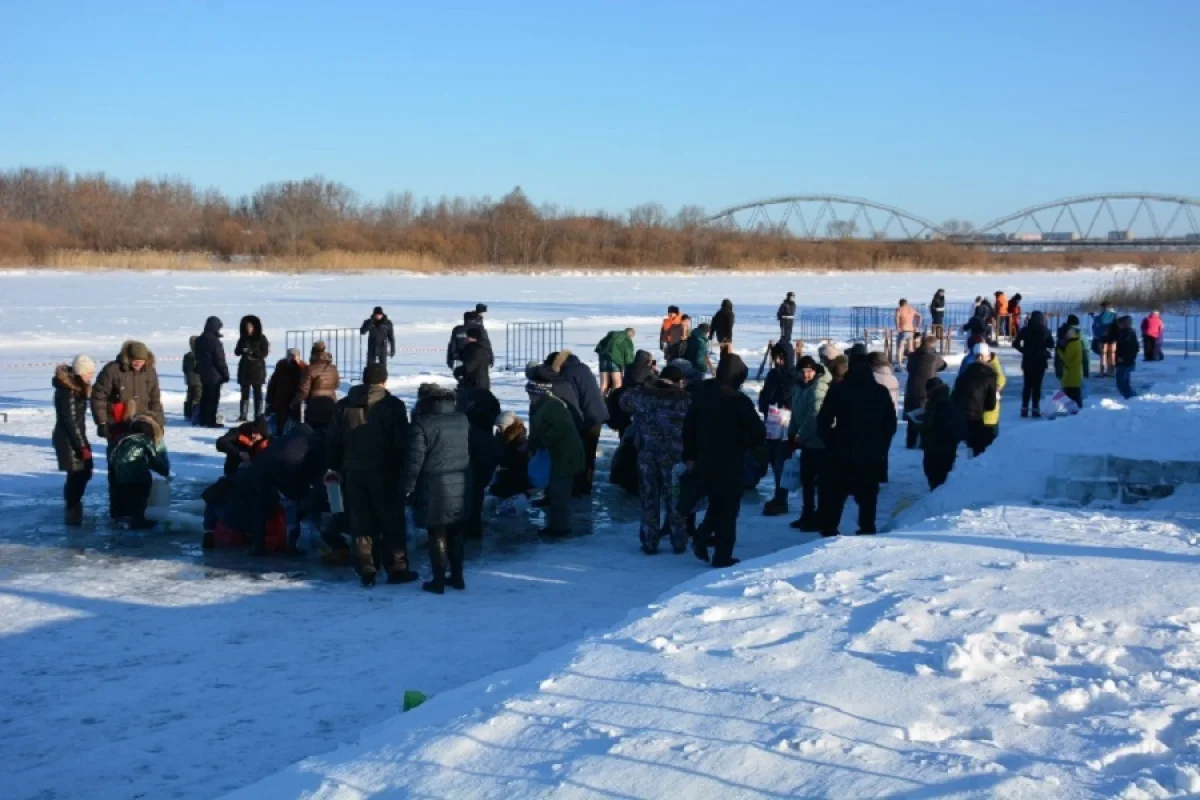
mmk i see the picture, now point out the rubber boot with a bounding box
[423,532,447,594]
[762,488,788,517]
[446,529,466,591]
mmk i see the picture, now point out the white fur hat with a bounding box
[972,342,991,359]
[72,354,96,376]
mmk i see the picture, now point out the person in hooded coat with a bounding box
[234,314,269,422]
[684,324,713,375]
[929,289,947,335]
[682,351,766,567]
[953,343,1001,456]
[758,343,795,517]
[1013,310,1055,417]
[360,306,396,366]
[328,364,415,587]
[182,336,202,423]
[464,390,503,539]
[92,340,165,440]
[54,355,96,526]
[193,317,229,428]
[545,350,608,496]
[709,299,735,344]
[817,360,897,537]
[919,377,966,489]
[788,355,831,531]
[621,365,692,554]
[903,336,948,448]
[294,341,340,430]
[266,348,306,432]
[777,292,797,343]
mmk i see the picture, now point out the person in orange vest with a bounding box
[660,306,685,360]
[994,292,1009,337]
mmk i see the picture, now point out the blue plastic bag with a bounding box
[528,449,551,490]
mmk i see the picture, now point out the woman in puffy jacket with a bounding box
[54,355,96,526]
[234,315,269,422]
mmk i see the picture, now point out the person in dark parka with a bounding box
[682,351,766,568]
[606,350,657,439]
[453,327,491,394]
[182,337,202,423]
[930,289,946,333]
[546,350,608,495]
[194,317,229,428]
[266,348,306,431]
[953,348,1000,456]
[360,306,396,366]
[464,390,503,539]
[328,363,415,587]
[919,377,966,489]
[777,292,797,343]
[234,314,269,422]
[54,355,96,526]
[817,360,897,537]
[92,340,165,439]
[1013,310,1055,417]
[758,343,795,516]
[403,384,472,594]
[228,422,325,555]
[903,336,948,448]
[709,299,736,344]
[294,342,340,431]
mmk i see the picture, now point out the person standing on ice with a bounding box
[266,347,306,433]
[446,311,486,371]
[788,355,831,532]
[708,299,735,345]
[816,360,896,537]
[360,306,395,367]
[294,341,340,431]
[660,306,685,361]
[1114,315,1140,399]
[193,317,229,428]
[1014,310,1054,418]
[929,289,946,339]
[54,355,96,527]
[919,377,966,490]
[953,342,1001,456]
[594,328,636,394]
[182,337,202,424]
[759,344,795,517]
[544,350,608,496]
[92,340,165,441]
[1141,311,1164,362]
[463,390,502,540]
[777,292,797,344]
[472,303,494,366]
[234,315,269,422]
[1056,320,1086,410]
[526,375,584,537]
[328,363,417,588]
[453,326,491,397]
[894,299,921,364]
[903,335,947,448]
[682,351,765,567]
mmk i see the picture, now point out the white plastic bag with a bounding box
[144,477,171,522]
[780,452,801,492]
[765,405,792,441]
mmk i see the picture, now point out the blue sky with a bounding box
[2,0,1196,224]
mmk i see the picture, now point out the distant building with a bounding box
[1107,230,1134,241]
[1043,231,1081,242]
[1009,232,1043,242]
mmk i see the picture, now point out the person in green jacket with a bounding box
[595,328,637,394]
[683,324,713,376]
[108,416,170,528]
[527,379,584,536]
[788,355,832,531]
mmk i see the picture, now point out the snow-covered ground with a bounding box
[1,267,1188,799]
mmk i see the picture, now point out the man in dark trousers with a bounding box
[194,316,230,428]
[903,336,948,448]
[682,351,766,568]
[709,299,736,344]
[777,292,797,344]
[953,345,1000,456]
[327,363,416,587]
[817,360,897,537]
[360,307,396,366]
[454,326,491,394]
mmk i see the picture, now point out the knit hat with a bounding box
[496,411,519,430]
[373,306,384,316]
[363,363,388,385]
[72,354,95,376]
[475,303,488,314]
[818,342,842,364]
[972,342,991,359]
[128,342,151,362]
[525,379,553,399]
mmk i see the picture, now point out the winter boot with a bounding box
[446,531,466,590]
[361,570,376,588]
[1020,407,1029,418]
[762,488,788,517]
[791,509,820,532]
[1032,408,1042,418]
[65,505,83,527]
[237,396,249,423]
[423,533,448,594]
[387,570,420,585]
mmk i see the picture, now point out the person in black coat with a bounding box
[930,289,946,332]
[758,343,795,516]
[228,422,325,555]
[709,299,736,344]
[817,361,897,537]
[360,306,396,366]
[454,327,491,393]
[194,316,230,428]
[1013,310,1055,417]
[606,350,657,438]
[682,351,766,568]
[464,390,503,539]
[546,350,608,495]
[624,350,655,390]
[53,356,96,526]
[403,385,472,595]
[777,292,797,343]
[953,355,999,456]
[919,377,966,490]
[903,337,948,448]
[234,315,269,422]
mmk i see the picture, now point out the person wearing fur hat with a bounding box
[108,415,170,528]
[491,412,532,500]
[92,340,164,441]
[953,342,1003,456]
[527,376,584,536]
[360,306,395,366]
[266,347,306,433]
[328,363,416,587]
[193,316,229,428]
[182,337,202,424]
[234,315,269,422]
[294,341,340,431]
[682,351,765,567]
[54,355,96,526]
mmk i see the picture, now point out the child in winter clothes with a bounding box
[182,336,202,423]
[1114,316,1140,399]
[108,417,170,528]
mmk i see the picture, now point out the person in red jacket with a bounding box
[1141,311,1165,362]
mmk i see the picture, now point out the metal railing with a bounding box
[285,328,364,383]
[795,308,832,342]
[505,321,564,371]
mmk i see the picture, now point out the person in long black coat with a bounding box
[930,289,947,333]
[1013,310,1055,417]
[777,292,797,343]
[403,385,472,594]
[194,316,230,427]
[682,351,766,568]
[817,361,897,537]
[758,343,795,515]
[709,299,736,344]
[360,306,395,366]
[454,328,491,393]
[903,337,948,448]
[54,356,96,526]
[464,390,503,539]
[234,314,269,422]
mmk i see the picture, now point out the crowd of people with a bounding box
[47,292,1171,589]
